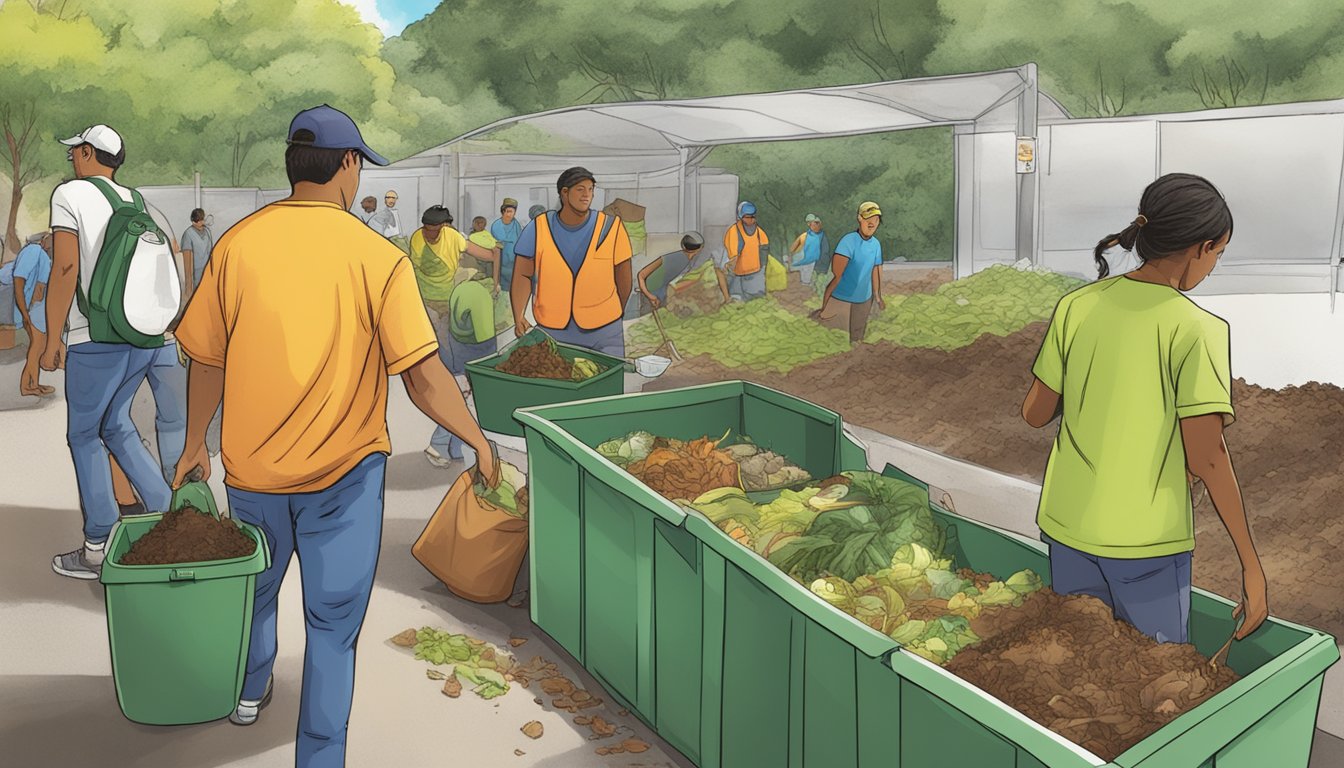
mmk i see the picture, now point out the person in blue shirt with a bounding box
[816,201,886,343]
[490,198,523,292]
[13,232,54,396]
[788,212,830,286]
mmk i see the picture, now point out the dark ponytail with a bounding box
[1093,173,1234,280]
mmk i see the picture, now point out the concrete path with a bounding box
[2,345,1339,766]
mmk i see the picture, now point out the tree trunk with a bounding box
[5,183,22,258]
[5,127,23,257]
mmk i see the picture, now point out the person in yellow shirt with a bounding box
[510,167,633,357]
[408,206,500,312]
[723,200,769,302]
[173,105,498,762]
[1021,172,1267,646]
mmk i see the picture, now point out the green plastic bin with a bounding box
[99,485,270,726]
[466,332,627,437]
[514,382,1339,768]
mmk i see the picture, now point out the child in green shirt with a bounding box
[1022,173,1267,645]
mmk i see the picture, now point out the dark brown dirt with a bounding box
[644,286,1344,637]
[947,590,1240,761]
[646,325,1053,482]
[498,342,572,380]
[118,507,256,565]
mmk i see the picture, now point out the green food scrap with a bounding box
[412,627,515,699]
[475,461,528,518]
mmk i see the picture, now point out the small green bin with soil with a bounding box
[100,497,270,726]
[466,330,627,437]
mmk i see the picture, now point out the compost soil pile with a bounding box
[119,507,254,565]
[947,589,1240,761]
[645,295,1344,636]
[497,342,572,380]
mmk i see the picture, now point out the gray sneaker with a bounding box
[230,676,274,726]
[52,545,105,580]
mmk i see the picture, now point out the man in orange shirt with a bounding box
[173,105,497,767]
[723,200,770,302]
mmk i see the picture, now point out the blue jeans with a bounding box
[543,318,625,359]
[65,342,172,543]
[145,343,187,485]
[227,452,386,768]
[1044,534,1192,644]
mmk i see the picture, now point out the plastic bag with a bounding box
[412,469,528,603]
[765,254,788,292]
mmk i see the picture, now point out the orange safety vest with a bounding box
[533,211,627,330]
[724,221,769,275]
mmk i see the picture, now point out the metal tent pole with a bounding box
[1016,63,1039,266]
[676,146,689,233]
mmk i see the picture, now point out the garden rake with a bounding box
[649,305,683,362]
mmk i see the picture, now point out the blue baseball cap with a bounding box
[738,201,757,218]
[286,104,389,166]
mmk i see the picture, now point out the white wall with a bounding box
[959,109,1344,292]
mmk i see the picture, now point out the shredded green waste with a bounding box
[413,627,513,699]
[686,471,1046,665]
[625,265,1084,371]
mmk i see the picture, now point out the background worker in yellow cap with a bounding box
[511,166,633,357]
[723,200,770,302]
[788,212,830,287]
[815,201,886,343]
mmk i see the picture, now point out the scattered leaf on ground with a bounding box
[509,637,527,647]
[574,716,592,726]
[426,669,447,681]
[442,676,462,698]
[391,629,418,647]
[590,716,617,738]
[521,721,544,739]
[623,738,650,753]
[514,749,525,756]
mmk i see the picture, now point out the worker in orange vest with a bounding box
[723,200,770,301]
[510,166,634,357]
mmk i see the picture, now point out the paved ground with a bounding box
[1,336,1339,767]
[0,357,691,768]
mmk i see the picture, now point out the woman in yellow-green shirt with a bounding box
[1021,173,1267,645]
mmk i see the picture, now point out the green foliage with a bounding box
[711,128,955,263]
[768,471,943,582]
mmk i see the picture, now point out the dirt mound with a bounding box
[947,590,1239,761]
[646,324,1053,481]
[118,507,256,565]
[498,342,571,380]
[1189,380,1344,633]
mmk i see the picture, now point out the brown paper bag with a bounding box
[412,471,529,603]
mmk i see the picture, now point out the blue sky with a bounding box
[339,0,439,37]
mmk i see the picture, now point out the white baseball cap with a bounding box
[59,124,123,156]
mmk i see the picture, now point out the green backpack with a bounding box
[74,178,182,348]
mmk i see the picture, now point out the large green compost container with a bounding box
[466,333,626,437]
[514,381,868,754]
[515,382,1339,768]
[100,508,270,725]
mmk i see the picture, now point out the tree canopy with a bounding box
[4,0,1344,257]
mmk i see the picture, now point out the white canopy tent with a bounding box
[393,65,1070,263]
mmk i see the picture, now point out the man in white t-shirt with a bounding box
[41,124,176,580]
